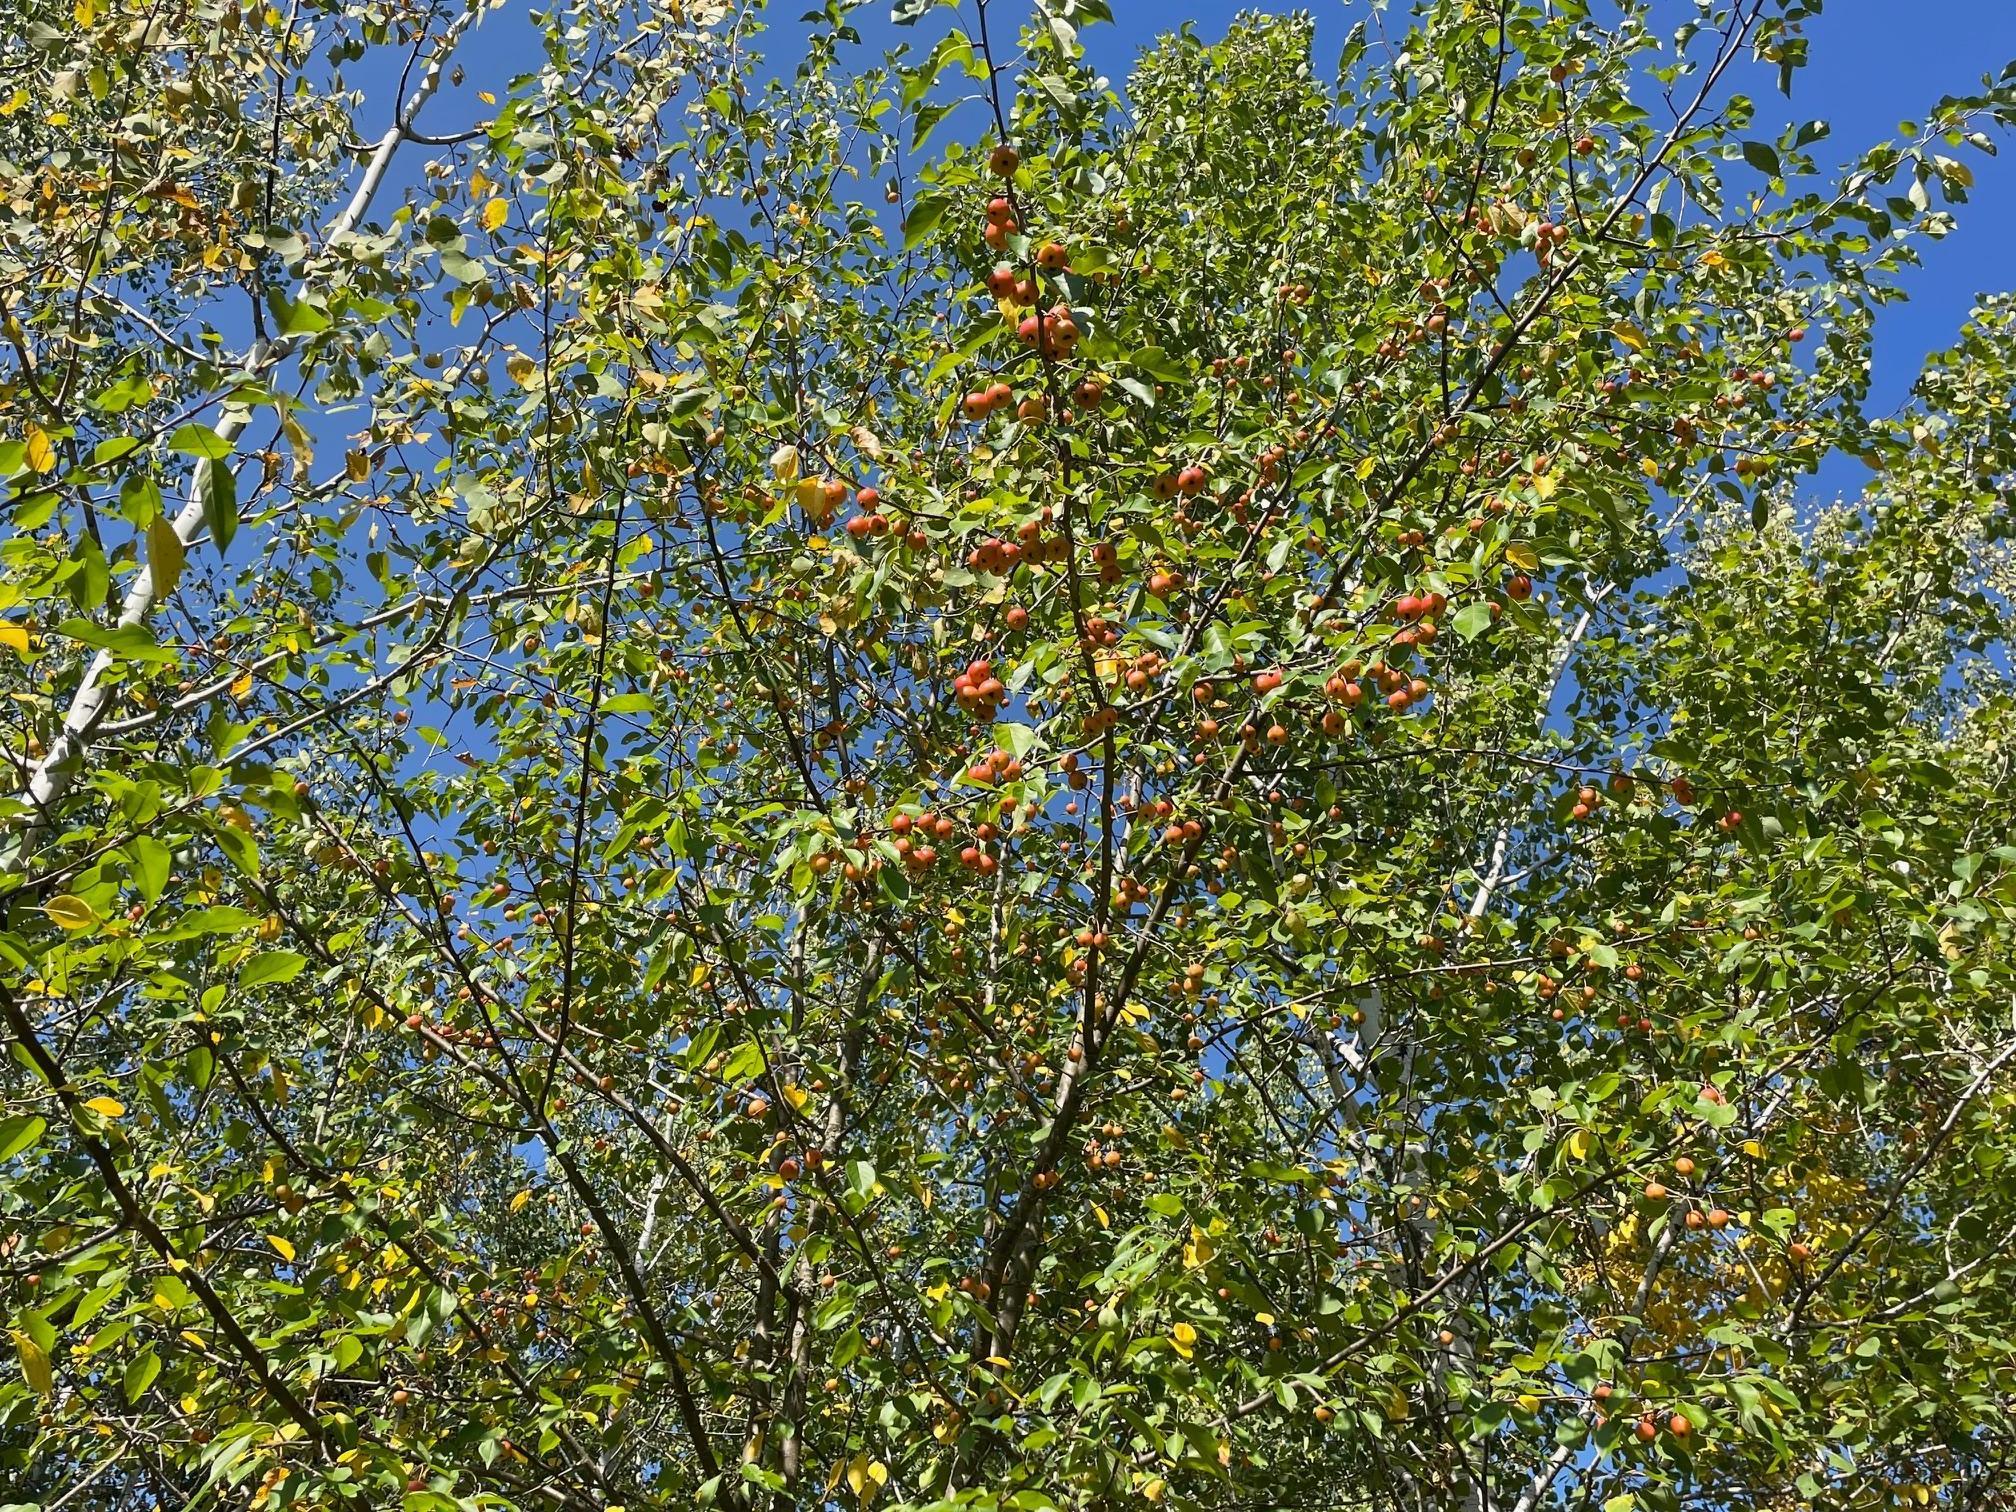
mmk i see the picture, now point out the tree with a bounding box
[3,0,2015,1506]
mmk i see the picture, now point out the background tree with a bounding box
[3,1,2016,1509]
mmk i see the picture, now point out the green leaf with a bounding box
[0,1115,46,1162]
[239,951,307,988]
[123,1350,161,1404]
[1451,601,1494,641]
[902,194,951,249]
[199,458,238,554]
[1741,140,1780,177]
[126,836,171,902]
[168,424,232,461]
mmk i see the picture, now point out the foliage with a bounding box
[3,0,2016,1508]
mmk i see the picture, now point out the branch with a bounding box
[2,1,480,872]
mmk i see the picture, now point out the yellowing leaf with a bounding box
[44,894,98,930]
[147,515,185,597]
[1505,542,1539,571]
[83,1095,126,1118]
[266,1234,296,1262]
[1612,322,1647,353]
[0,623,31,657]
[1183,1226,1216,1268]
[1531,471,1559,501]
[510,1189,532,1213]
[1566,1128,1591,1162]
[14,1332,53,1395]
[505,353,538,385]
[479,90,497,104]
[481,197,510,231]
[780,1083,809,1112]
[845,1453,888,1505]
[1092,1204,1110,1229]
[23,423,55,474]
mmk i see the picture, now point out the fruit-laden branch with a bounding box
[1,1,479,873]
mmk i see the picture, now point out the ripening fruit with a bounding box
[1506,573,1532,601]
[1635,1418,1657,1443]
[1643,1181,1669,1201]
[989,144,1019,176]
[1036,240,1068,271]
[1668,1412,1691,1439]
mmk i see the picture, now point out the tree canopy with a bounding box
[4,0,2016,1509]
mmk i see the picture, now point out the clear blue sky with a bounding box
[425,0,2016,425]
[837,0,2016,417]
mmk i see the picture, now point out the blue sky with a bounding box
[423,0,2016,420]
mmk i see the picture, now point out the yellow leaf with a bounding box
[24,423,55,474]
[14,1332,53,1394]
[1255,1311,1275,1327]
[1092,1204,1109,1229]
[845,1452,887,1505]
[1639,456,1660,479]
[505,353,538,385]
[147,515,185,598]
[45,894,98,930]
[0,623,31,657]
[1504,542,1539,572]
[83,1095,125,1118]
[1566,1128,1591,1162]
[479,90,497,104]
[1356,455,1378,481]
[1612,322,1647,353]
[481,197,510,231]
[780,1083,809,1112]
[510,1189,532,1213]
[1183,1225,1216,1268]
[231,672,253,699]
[266,1234,296,1262]
[1531,471,1559,500]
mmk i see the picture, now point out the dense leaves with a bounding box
[3,0,2016,1509]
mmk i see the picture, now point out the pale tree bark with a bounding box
[2,2,480,872]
